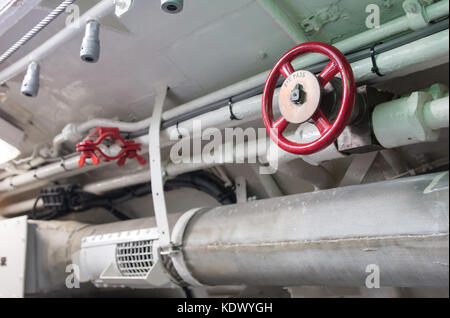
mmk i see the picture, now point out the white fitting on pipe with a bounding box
[423,96,449,130]
[372,93,449,149]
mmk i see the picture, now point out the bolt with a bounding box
[290,84,306,105]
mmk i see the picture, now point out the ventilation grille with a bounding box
[116,240,154,277]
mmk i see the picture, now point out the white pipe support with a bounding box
[372,93,449,149]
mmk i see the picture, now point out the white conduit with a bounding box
[159,0,449,121]
[0,0,116,84]
[0,30,449,196]
[160,29,450,148]
[50,0,450,145]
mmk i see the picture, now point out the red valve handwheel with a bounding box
[262,42,355,155]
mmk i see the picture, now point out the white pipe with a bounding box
[0,0,116,85]
[423,96,449,130]
[83,169,150,194]
[2,30,448,195]
[159,0,449,121]
[162,30,449,149]
[351,30,449,83]
[0,135,148,192]
[0,136,266,215]
[50,0,450,148]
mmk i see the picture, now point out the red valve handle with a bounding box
[76,127,147,167]
[262,42,355,155]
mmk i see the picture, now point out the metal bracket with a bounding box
[403,0,429,30]
[339,151,379,187]
[114,0,133,17]
[149,87,171,249]
[301,2,342,33]
[235,176,247,203]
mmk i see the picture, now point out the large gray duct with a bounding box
[180,172,449,287]
[29,172,448,293]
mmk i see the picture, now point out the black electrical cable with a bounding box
[31,195,42,219]
[29,188,131,221]
[108,171,236,206]
[29,171,235,220]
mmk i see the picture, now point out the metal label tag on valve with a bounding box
[279,70,322,124]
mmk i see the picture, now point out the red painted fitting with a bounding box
[76,127,147,167]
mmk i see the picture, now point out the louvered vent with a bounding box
[116,240,154,277]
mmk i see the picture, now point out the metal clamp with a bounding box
[76,127,147,167]
[370,43,384,77]
[228,98,238,120]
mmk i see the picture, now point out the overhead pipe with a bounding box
[159,29,450,148]
[28,172,449,291]
[159,0,449,122]
[177,172,449,287]
[0,135,148,193]
[53,26,450,152]
[1,28,449,198]
[0,130,337,216]
[50,1,450,149]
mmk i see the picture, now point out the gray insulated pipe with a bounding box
[176,172,449,288]
[29,172,448,292]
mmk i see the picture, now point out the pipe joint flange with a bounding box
[403,0,429,30]
[169,208,205,287]
[372,91,439,148]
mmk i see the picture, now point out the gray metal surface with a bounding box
[181,172,449,287]
[25,173,450,291]
[0,216,28,297]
